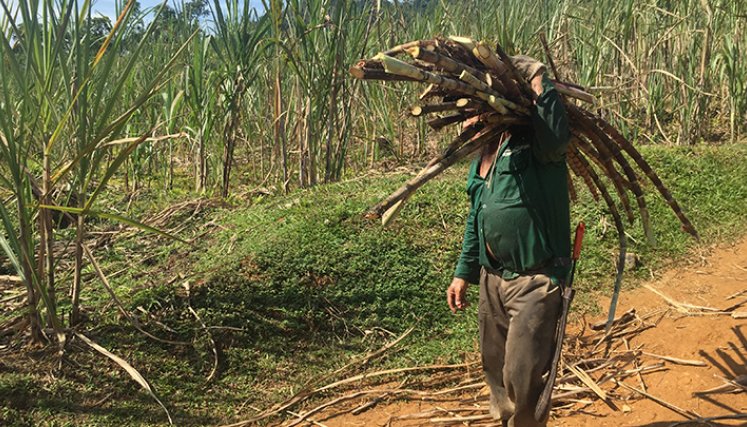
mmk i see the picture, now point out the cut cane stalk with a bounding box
[449,36,523,100]
[554,81,596,104]
[383,39,437,56]
[570,145,627,331]
[371,128,503,219]
[591,114,698,239]
[494,41,536,100]
[567,146,601,202]
[573,132,637,223]
[407,46,487,82]
[459,70,499,97]
[377,54,473,92]
[349,64,419,82]
[474,42,508,75]
[459,71,529,114]
[427,113,472,131]
[410,100,471,117]
[567,171,578,203]
[378,54,520,115]
[573,106,655,244]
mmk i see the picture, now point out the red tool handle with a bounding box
[572,222,585,261]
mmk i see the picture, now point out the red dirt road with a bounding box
[316,238,747,427]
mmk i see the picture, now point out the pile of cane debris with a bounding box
[233,303,746,427]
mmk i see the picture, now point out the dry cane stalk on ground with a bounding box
[232,308,743,427]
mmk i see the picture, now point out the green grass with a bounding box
[2,143,747,426]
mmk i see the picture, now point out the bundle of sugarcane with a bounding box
[350,36,698,324]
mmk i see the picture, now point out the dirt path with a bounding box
[316,238,747,427]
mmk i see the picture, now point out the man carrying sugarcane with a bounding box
[446,56,570,427]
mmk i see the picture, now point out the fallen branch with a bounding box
[224,327,416,426]
[184,281,220,383]
[643,284,722,314]
[617,380,698,420]
[75,332,173,425]
[641,352,707,367]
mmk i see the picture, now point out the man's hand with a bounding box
[530,72,544,98]
[446,277,470,313]
[510,55,547,99]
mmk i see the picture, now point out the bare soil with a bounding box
[314,238,747,427]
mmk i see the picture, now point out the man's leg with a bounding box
[478,268,513,422]
[501,274,561,427]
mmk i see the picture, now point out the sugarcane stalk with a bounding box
[482,115,530,127]
[493,42,536,101]
[459,71,529,114]
[349,64,419,82]
[573,132,636,195]
[449,36,524,101]
[574,107,654,244]
[370,127,503,218]
[383,127,485,231]
[570,145,627,332]
[540,32,562,81]
[554,82,596,104]
[449,37,508,79]
[567,142,600,202]
[383,39,437,56]
[376,53,480,97]
[447,36,476,54]
[571,123,637,225]
[440,123,483,159]
[567,171,578,203]
[427,113,471,131]
[377,54,522,116]
[474,42,509,75]
[410,99,475,117]
[459,70,499,97]
[407,46,487,83]
[590,113,699,240]
[411,101,456,116]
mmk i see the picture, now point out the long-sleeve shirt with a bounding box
[453,75,571,283]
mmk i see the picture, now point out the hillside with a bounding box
[1,143,747,426]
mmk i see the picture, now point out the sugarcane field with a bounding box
[2,0,747,426]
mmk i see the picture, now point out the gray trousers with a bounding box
[478,268,562,427]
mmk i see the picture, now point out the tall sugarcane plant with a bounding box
[210,0,269,197]
[184,33,217,193]
[0,0,192,340]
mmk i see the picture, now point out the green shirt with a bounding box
[454,75,571,283]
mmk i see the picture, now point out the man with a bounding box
[446,57,571,427]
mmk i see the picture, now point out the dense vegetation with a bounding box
[2,144,747,425]
[2,0,746,340]
[1,0,746,425]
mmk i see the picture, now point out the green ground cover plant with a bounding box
[1,143,746,426]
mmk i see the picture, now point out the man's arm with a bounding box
[448,162,482,313]
[530,73,571,164]
[453,200,480,283]
[448,211,479,313]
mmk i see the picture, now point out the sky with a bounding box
[91,0,265,19]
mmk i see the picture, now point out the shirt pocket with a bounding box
[490,146,532,201]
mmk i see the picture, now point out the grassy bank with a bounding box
[2,143,747,426]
